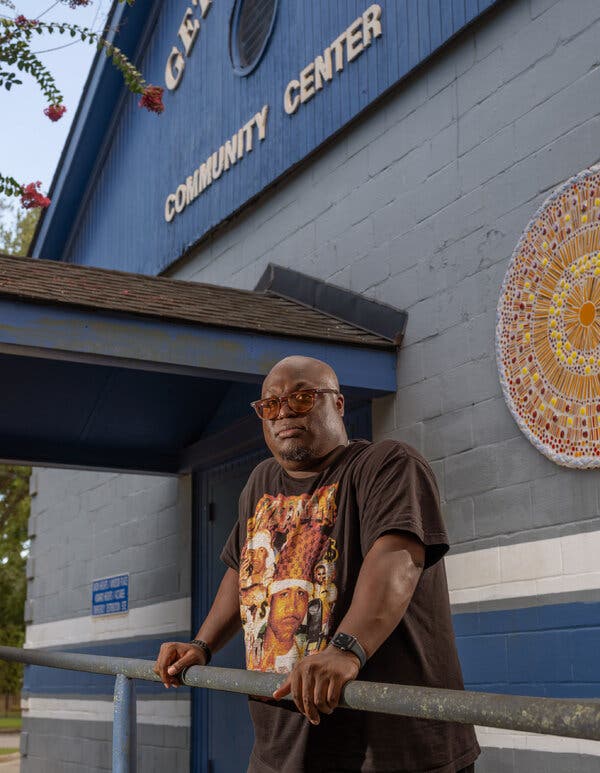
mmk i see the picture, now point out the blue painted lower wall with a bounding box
[454,601,600,698]
[23,633,190,697]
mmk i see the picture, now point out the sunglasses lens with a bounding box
[288,391,315,414]
[258,399,279,420]
[254,391,318,419]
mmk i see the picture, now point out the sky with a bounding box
[0,0,111,224]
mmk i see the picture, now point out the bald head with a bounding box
[262,356,339,397]
[259,356,347,476]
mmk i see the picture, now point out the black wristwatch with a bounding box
[330,632,367,669]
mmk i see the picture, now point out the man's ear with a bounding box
[336,393,345,416]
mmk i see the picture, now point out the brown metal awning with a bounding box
[0,254,392,349]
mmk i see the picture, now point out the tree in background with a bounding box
[0,0,164,209]
[0,198,40,255]
[0,466,30,705]
[0,200,36,704]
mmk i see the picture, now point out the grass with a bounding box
[0,717,21,730]
[0,748,19,756]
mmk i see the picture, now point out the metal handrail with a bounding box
[2,644,600,772]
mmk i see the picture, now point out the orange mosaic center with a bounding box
[579,301,596,327]
[496,166,600,468]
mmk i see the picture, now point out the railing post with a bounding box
[113,673,137,773]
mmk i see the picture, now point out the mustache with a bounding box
[274,424,305,436]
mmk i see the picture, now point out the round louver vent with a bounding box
[230,0,278,75]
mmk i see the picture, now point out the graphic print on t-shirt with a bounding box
[239,484,339,673]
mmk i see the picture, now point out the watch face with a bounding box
[334,633,355,649]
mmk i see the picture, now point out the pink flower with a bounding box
[44,104,67,122]
[20,182,51,210]
[15,15,38,27]
[139,85,164,115]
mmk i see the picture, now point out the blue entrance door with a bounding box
[193,450,267,773]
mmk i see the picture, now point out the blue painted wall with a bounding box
[55,0,501,275]
[23,634,191,697]
[455,601,600,699]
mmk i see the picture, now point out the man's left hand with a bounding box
[272,646,360,724]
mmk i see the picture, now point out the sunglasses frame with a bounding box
[250,388,340,420]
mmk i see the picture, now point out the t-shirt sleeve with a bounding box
[356,442,449,568]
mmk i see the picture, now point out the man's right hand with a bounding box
[154,568,242,688]
[153,641,207,688]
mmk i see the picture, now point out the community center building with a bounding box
[1,0,599,770]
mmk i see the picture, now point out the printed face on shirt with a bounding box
[268,586,309,644]
[247,546,268,577]
[314,565,326,584]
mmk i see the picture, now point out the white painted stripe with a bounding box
[23,697,190,727]
[447,530,600,605]
[25,597,191,649]
[476,726,600,756]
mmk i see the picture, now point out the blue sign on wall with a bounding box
[43,0,501,276]
[92,574,129,616]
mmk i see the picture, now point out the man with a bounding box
[154,355,480,772]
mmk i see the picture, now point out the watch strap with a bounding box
[190,638,212,665]
[330,632,367,669]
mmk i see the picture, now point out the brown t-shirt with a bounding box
[221,439,480,773]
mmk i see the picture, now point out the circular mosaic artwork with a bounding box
[496,165,600,468]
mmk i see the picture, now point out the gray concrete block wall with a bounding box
[24,466,192,771]
[171,0,600,551]
[21,718,189,773]
[28,469,191,625]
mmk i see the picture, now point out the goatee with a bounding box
[279,445,313,462]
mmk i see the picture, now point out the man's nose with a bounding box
[276,398,295,419]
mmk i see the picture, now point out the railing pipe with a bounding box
[113,674,136,773]
[2,645,600,743]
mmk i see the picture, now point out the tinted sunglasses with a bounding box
[251,388,339,420]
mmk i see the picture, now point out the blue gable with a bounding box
[34,0,502,275]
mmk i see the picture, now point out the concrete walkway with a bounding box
[0,733,20,772]
[0,759,19,773]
